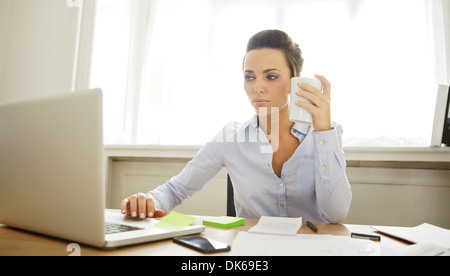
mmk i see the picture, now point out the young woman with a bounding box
[121,30,352,223]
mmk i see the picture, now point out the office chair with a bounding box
[227,174,236,217]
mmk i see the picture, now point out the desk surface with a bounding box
[0,213,410,256]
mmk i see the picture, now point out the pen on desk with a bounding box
[306,221,318,232]
[351,232,381,242]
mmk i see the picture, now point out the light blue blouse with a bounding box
[150,115,352,223]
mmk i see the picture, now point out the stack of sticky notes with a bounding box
[202,216,245,228]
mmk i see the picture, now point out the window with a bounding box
[90,0,445,147]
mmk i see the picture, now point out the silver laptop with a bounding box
[0,89,204,248]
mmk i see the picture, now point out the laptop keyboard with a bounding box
[105,222,144,234]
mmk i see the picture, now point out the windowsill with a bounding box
[343,146,450,162]
[104,144,450,163]
[105,145,202,161]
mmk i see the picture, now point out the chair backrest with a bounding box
[227,174,236,217]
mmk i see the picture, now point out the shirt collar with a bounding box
[243,115,311,135]
[242,115,258,130]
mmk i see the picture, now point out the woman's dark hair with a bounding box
[243,29,304,78]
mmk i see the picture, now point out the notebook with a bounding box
[0,89,204,248]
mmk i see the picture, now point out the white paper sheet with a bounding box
[231,232,379,256]
[371,223,450,249]
[231,231,450,256]
[394,242,450,256]
[248,216,302,236]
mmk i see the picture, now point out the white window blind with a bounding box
[90,0,446,147]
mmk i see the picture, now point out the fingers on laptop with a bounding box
[121,193,164,219]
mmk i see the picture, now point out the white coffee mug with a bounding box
[289,77,323,124]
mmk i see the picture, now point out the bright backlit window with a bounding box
[90,0,442,147]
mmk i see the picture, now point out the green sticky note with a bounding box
[202,216,245,228]
[153,211,197,231]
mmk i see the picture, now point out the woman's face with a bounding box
[243,48,291,115]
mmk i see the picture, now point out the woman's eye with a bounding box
[267,74,278,80]
[245,75,255,81]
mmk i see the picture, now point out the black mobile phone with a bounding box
[173,235,231,253]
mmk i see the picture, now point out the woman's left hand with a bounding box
[294,74,332,131]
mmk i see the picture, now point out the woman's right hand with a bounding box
[121,193,166,219]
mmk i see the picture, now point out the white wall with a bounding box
[0,1,11,91]
[0,0,82,103]
[439,0,450,84]
[432,0,450,85]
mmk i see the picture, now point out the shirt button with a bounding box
[319,140,325,145]
[280,204,285,208]
[292,129,297,134]
[280,183,285,188]
[322,166,327,171]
